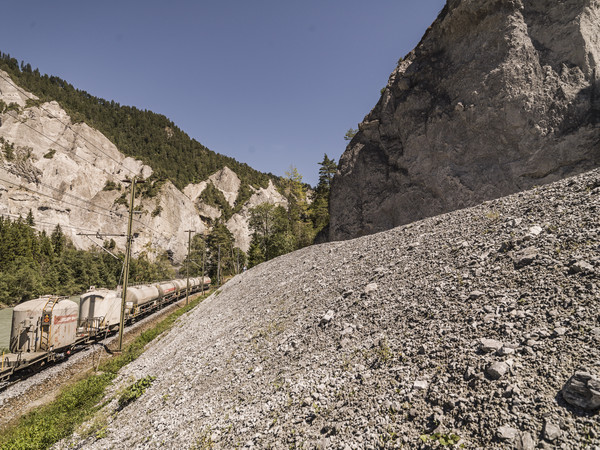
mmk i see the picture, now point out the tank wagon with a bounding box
[10,296,79,353]
[1,276,211,381]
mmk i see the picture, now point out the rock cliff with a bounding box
[0,73,203,262]
[329,0,600,241]
[0,70,276,261]
[226,180,288,251]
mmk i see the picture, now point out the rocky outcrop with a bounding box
[0,71,282,261]
[53,166,600,449]
[0,70,204,262]
[329,0,600,241]
[183,167,242,213]
[226,180,288,251]
[209,166,241,207]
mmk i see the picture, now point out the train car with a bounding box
[78,289,122,333]
[10,296,78,353]
[1,276,214,382]
[173,279,187,293]
[156,281,178,301]
[126,284,159,311]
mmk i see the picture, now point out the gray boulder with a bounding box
[562,372,600,411]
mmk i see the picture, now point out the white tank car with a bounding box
[10,297,78,353]
[173,279,187,292]
[78,289,122,330]
[126,285,159,307]
[156,281,178,299]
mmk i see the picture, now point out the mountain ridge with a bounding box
[0,51,278,193]
[0,68,285,264]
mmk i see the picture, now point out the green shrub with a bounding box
[0,290,212,449]
[151,205,163,217]
[118,375,156,409]
[103,180,120,191]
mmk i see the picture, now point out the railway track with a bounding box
[0,292,205,431]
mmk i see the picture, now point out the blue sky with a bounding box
[1,0,445,185]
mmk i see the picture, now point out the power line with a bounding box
[1,113,195,239]
[0,74,207,245]
[0,166,124,219]
[0,72,203,214]
[0,169,187,245]
[3,110,131,182]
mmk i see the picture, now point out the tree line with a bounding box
[246,154,336,267]
[182,154,337,275]
[0,214,174,307]
[0,51,344,290]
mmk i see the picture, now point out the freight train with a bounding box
[0,277,210,382]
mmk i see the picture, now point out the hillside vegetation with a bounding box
[0,52,274,195]
[0,215,174,308]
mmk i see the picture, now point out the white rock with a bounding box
[413,380,428,390]
[364,283,378,295]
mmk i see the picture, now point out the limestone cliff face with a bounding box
[0,70,285,261]
[0,70,206,262]
[329,0,600,241]
[226,180,288,252]
[184,170,287,252]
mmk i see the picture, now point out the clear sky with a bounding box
[1,0,445,186]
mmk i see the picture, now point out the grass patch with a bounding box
[118,375,156,409]
[0,291,211,450]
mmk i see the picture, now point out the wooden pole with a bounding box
[118,178,136,352]
[201,235,206,293]
[217,244,221,286]
[185,230,194,305]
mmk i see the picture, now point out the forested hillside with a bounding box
[0,51,339,299]
[0,214,174,308]
[0,52,274,196]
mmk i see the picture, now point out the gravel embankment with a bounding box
[60,169,599,449]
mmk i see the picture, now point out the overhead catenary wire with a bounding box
[3,110,133,182]
[0,166,123,218]
[0,212,99,234]
[0,110,195,238]
[0,174,123,222]
[0,169,189,245]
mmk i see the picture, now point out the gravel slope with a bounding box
[60,168,599,449]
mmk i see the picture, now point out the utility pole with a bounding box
[185,230,195,305]
[217,244,221,286]
[201,233,206,294]
[118,178,138,352]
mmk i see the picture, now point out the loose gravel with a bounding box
[58,169,600,449]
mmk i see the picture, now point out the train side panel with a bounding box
[79,289,122,330]
[156,281,177,299]
[126,285,160,307]
[10,298,78,353]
